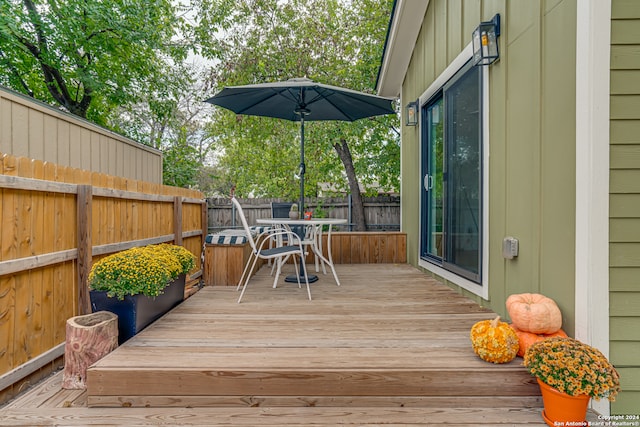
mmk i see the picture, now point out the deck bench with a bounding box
[203,228,267,286]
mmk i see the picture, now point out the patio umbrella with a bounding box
[205,77,396,213]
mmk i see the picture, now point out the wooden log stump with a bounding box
[62,311,118,389]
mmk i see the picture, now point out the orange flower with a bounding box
[523,337,620,401]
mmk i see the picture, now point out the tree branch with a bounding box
[0,50,34,97]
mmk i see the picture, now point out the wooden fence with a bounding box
[0,152,205,401]
[207,196,400,233]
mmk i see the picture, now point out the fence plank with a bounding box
[56,164,75,345]
[15,156,33,367]
[174,197,183,246]
[104,174,115,245]
[30,159,43,350]
[114,176,126,245]
[206,196,400,233]
[0,155,17,375]
[42,161,57,351]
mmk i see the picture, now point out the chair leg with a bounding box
[328,261,341,287]
[300,255,311,300]
[237,255,260,303]
[271,253,291,277]
[319,252,327,275]
[272,257,283,288]
[291,256,301,288]
[236,252,257,291]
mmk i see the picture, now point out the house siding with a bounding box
[609,0,640,414]
[402,0,578,331]
[394,0,640,414]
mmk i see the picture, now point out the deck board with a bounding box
[0,406,550,426]
[3,263,597,425]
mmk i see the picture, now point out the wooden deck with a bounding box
[1,263,590,426]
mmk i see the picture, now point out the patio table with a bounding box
[256,217,347,285]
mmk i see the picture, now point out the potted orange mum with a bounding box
[523,337,620,426]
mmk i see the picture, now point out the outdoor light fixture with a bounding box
[472,14,501,66]
[405,100,419,126]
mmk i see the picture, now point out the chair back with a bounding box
[271,202,293,218]
[231,197,258,253]
[271,201,304,239]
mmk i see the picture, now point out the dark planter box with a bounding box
[90,274,186,344]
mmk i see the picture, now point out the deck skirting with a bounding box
[203,232,406,286]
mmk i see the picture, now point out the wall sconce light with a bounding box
[472,14,501,66]
[405,100,419,126]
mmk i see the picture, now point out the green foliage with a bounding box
[0,0,189,119]
[0,0,399,197]
[0,1,222,189]
[89,244,195,300]
[162,139,201,188]
[201,0,400,198]
[194,164,234,197]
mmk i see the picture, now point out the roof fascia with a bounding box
[376,0,429,98]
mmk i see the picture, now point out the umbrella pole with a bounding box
[299,116,305,214]
[286,114,319,284]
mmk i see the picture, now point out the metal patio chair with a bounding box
[231,197,311,302]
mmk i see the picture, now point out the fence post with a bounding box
[173,196,183,246]
[348,194,353,231]
[77,185,92,315]
[201,201,208,244]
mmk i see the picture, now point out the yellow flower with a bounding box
[89,244,195,300]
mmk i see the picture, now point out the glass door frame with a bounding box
[416,44,490,299]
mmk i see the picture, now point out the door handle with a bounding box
[423,174,434,191]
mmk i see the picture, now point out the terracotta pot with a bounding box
[537,378,590,427]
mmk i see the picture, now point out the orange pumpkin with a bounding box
[470,316,519,364]
[510,325,568,357]
[506,293,562,334]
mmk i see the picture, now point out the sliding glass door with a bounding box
[421,98,444,259]
[420,60,482,283]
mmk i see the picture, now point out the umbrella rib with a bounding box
[237,90,284,115]
[312,88,356,121]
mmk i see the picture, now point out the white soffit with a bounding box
[376,0,428,98]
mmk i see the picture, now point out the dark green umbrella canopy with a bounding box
[205,77,396,212]
[205,77,395,122]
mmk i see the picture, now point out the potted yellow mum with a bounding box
[523,337,620,426]
[89,244,195,343]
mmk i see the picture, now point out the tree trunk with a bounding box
[333,138,366,231]
[62,311,119,389]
